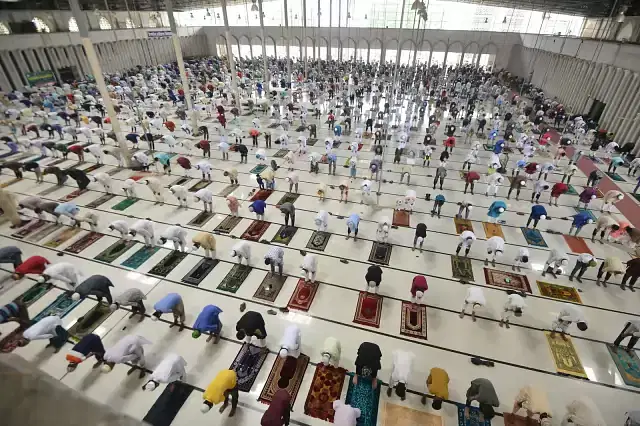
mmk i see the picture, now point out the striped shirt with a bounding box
[264,246,284,265]
[0,302,19,323]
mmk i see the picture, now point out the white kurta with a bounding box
[104,335,151,365]
[321,337,341,364]
[279,325,301,358]
[23,315,62,340]
[389,350,415,387]
[231,241,251,258]
[301,254,318,272]
[465,287,486,305]
[149,353,187,384]
[40,262,81,288]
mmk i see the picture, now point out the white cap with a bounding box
[109,303,118,312]
[591,195,596,199]
[520,181,526,186]
[200,404,211,413]
[467,205,473,210]
[498,207,505,213]
[587,219,594,224]
[417,237,424,244]
[71,293,81,301]
[37,276,46,283]
[144,381,157,391]
[150,315,159,322]
[279,348,288,358]
[368,281,377,288]
[101,364,112,373]
[618,194,624,199]
[540,215,546,220]
[416,291,424,298]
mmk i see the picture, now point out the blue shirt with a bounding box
[327,153,337,162]
[493,140,504,154]
[250,200,267,214]
[573,212,592,227]
[488,201,507,217]
[193,305,222,333]
[153,293,182,312]
[531,205,547,219]
[516,159,527,168]
[347,213,360,230]
[54,202,80,216]
[72,333,105,356]
[154,153,171,165]
[435,194,446,202]
[612,156,624,166]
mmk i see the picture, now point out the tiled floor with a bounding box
[1,78,639,426]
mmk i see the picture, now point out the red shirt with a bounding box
[551,182,569,197]
[465,171,481,183]
[525,163,538,174]
[177,157,191,169]
[411,275,428,296]
[69,145,84,154]
[198,140,210,149]
[177,89,184,96]
[445,136,456,147]
[164,121,175,132]
[15,256,50,275]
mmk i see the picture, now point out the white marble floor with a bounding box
[1,85,639,426]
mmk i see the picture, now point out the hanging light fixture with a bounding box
[251,0,259,12]
[502,16,507,24]
[190,12,194,18]
[295,14,298,19]
[484,17,488,23]
[206,8,211,16]
[617,5,628,23]
[411,0,422,10]
[217,12,220,18]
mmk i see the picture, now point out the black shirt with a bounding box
[365,265,383,285]
[416,223,427,238]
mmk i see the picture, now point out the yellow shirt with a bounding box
[427,368,449,399]
[192,232,216,250]
[203,370,237,404]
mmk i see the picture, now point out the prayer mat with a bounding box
[596,188,605,198]
[0,178,21,188]
[188,179,210,192]
[392,209,410,227]
[149,251,189,277]
[86,194,115,208]
[368,242,392,266]
[305,231,331,251]
[457,404,491,426]
[545,331,587,378]
[33,293,81,322]
[11,219,47,239]
[383,403,443,426]
[521,227,548,248]
[214,215,243,234]
[67,302,113,343]
[64,231,104,253]
[26,223,63,242]
[43,227,82,248]
[187,211,214,227]
[345,374,381,426]
[353,291,383,328]
[272,225,297,245]
[304,364,347,422]
[68,161,87,169]
[484,268,532,293]
[483,144,494,151]
[111,198,139,211]
[400,301,427,339]
[634,194,640,203]
[451,255,475,282]
[537,281,582,303]
[38,185,62,196]
[241,220,270,241]
[287,279,318,311]
[566,184,578,195]
[307,138,318,146]
[15,282,52,307]
[503,413,539,426]
[267,123,279,128]
[274,149,290,158]
[250,164,267,174]
[229,343,269,392]
[563,235,593,255]
[170,176,191,187]
[0,328,28,353]
[59,189,87,202]
[218,184,239,197]
[259,353,310,404]
[607,344,640,388]
[95,239,137,263]
[606,172,626,182]
[574,207,597,222]
[295,125,306,132]
[142,381,194,426]
[483,222,505,240]
[333,141,342,148]
[217,264,252,293]
[277,192,299,206]
[121,245,160,269]
[249,188,273,201]
[253,274,286,302]
[181,258,219,285]
[81,163,103,173]
[454,218,474,234]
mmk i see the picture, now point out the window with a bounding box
[32,17,51,33]
[0,22,9,35]
[68,17,79,32]
[125,18,136,29]
[99,16,112,30]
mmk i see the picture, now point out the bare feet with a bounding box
[352,374,358,385]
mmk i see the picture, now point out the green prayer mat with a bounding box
[250,164,267,175]
[345,373,381,426]
[33,293,81,322]
[566,184,578,196]
[43,227,82,248]
[457,404,492,426]
[451,255,474,282]
[520,227,548,248]
[272,225,298,245]
[121,245,160,269]
[277,192,300,206]
[95,240,137,263]
[606,172,626,182]
[148,251,189,277]
[111,198,139,211]
[305,231,331,252]
[607,344,640,388]
[188,180,211,192]
[634,194,640,203]
[217,264,252,293]
[274,149,290,158]
[67,302,113,343]
[15,283,52,307]
[574,207,597,222]
[253,274,287,302]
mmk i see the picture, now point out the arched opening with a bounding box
[68,17,79,32]
[251,36,262,59]
[385,39,398,64]
[370,39,382,63]
[32,17,51,33]
[98,16,112,30]
[399,39,415,65]
[357,39,368,62]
